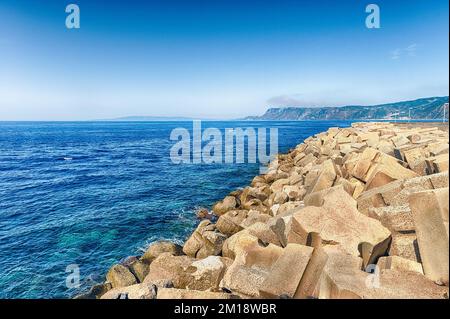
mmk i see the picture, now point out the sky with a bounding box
[0,0,448,120]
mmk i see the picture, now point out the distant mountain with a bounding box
[244,96,449,120]
[102,116,195,121]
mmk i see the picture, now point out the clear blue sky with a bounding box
[0,0,448,120]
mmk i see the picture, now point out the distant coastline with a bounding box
[243,96,449,121]
[93,96,449,123]
[98,116,196,121]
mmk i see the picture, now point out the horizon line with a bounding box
[0,95,447,122]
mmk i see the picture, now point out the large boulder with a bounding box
[289,171,303,185]
[270,178,290,194]
[318,246,364,299]
[289,187,391,267]
[259,244,328,299]
[212,196,238,216]
[157,288,237,299]
[427,142,449,156]
[357,131,380,146]
[391,135,411,148]
[270,191,289,205]
[275,201,304,216]
[349,147,380,182]
[409,188,449,285]
[144,253,195,288]
[377,256,423,275]
[308,159,337,194]
[388,175,434,207]
[318,246,447,299]
[222,221,282,259]
[283,184,306,201]
[388,233,421,263]
[222,231,258,259]
[429,171,449,189]
[296,153,317,167]
[426,154,449,174]
[241,198,268,214]
[187,256,232,291]
[140,240,183,264]
[357,173,445,212]
[183,220,227,258]
[268,206,311,248]
[240,186,270,203]
[106,264,138,288]
[402,147,427,175]
[220,240,284,298]
[368,205,415,233]
[357,180,404,215]
[303,185,347,207]
[251,175,267,187]
[125,258,150,283]
[144,253,231,292]
[100,283,157,299]
[375,140,395,156]
[364,161,418,191]
[216,210,248,236]
[334,177,357,197]
[244,222,281,246]
[348,147,418,191]
[240,210,271,228]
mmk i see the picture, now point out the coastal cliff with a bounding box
[244,96,449,120]
[78,122,449,299]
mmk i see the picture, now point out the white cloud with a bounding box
[390,43,418,60]
[266,89,380,108]
[390,48,401,60]
[405,43,418,57]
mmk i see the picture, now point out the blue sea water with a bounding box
[0,120,352,299]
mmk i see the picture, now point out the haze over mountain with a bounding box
[102,116,195,121]
[244,96,449,121]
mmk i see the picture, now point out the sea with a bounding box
[0,120,353,298]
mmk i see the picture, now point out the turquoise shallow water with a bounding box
[0,120,352,298]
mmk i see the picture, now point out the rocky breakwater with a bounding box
[77,122,449,299]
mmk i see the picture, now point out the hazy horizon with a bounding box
[0,94,446,121]
[99,95,450,121]
[1,0,449,120]
[0,94,447,122]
